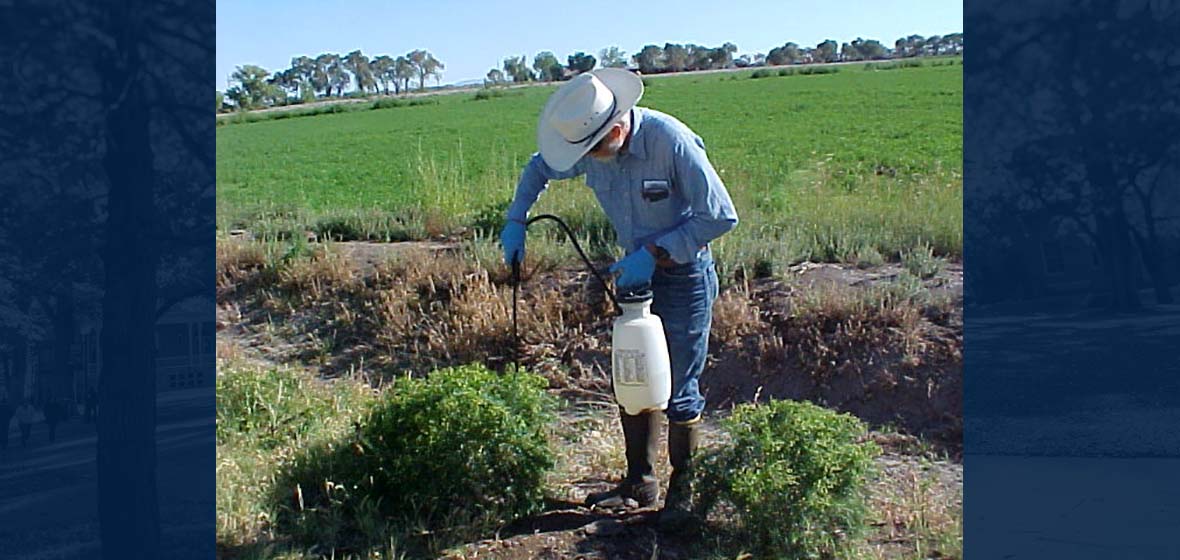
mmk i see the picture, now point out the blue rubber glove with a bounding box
[500,220,526,266]
[608,248,657,291]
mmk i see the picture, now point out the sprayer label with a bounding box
[614,350,648,386]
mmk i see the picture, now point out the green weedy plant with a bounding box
[696,400,880,559]
[216,366,367,449]
[275,364,556,553]
[361,364,556,522]
[900,242,943,279]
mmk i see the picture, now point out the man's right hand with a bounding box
[500,220,526,266]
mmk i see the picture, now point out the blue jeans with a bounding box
[650,249,719,424]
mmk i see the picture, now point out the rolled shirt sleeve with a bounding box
[506,153,584,223]
[655,135,739,264]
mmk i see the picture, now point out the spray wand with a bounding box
[509,214,621,371]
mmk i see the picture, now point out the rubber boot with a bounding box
[659,418,701,530]
[585,410,660,509]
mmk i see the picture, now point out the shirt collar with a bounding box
[623,107,647,160]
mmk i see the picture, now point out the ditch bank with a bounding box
[217,239,962,454]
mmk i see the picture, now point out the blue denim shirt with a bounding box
[507,107,739,264]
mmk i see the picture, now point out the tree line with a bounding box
[219,32,962,112]
[220,49,445,111]
[487,33,961,85]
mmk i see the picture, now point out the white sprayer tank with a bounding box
[611,290,672,415]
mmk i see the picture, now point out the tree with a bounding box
[925,35,943,56]
[533,51,563,82]
[840,42,861,61]
[816,39,838,63]
[686,44,712,70]
[312,53,335,96]
[633,44,663,73]
[371,55,394,94]
[663,43,688,72]
[289,55,318,98]
[599,46,628,68]
[567,51,596,74]
[715,42,738,68]
[503,55,533,83]
[1,1,215,557]
[485,68,506,86]
[852,38,888,60]
[268,69,300,103]
[228,65,273,109]
[767,42,801,65]
[942,33,964,55]
[970,5,1179,308]
[394,56,414,94]
[344,50,376,94]
[215,90,223,112]
[895,34,926,58]
[408,49,444,90]
[325,55,350,97]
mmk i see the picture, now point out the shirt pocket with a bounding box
[634,177,681,230]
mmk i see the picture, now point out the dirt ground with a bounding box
[217,239,964,559]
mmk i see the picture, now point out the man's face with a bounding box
[589,124,626,161]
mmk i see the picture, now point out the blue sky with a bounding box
[216,0,962,90]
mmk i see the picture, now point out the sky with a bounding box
[216,0,962,90]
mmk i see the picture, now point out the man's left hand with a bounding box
[609,248,657,291]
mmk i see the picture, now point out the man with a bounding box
[500,68,737,527]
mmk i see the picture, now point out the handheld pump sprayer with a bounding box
[510,214,672,414]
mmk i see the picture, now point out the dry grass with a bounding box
[710,273,959,388]
[217,237,961,441]
[709,279,765,347]
[217,239,619,384]
[863,457,963,559]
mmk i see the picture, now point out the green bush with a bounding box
[696,400,879,559]
[803,65,840,75]
[778,67,796,76]
[750,69,773,79]
[407,97,439,107]
[473,88,502,101]
[274,364,556,552]
[372,97,405,109]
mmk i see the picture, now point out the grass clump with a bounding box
[696,400,880,559]
[215,365,374,554]
[273,363,556,554]
[216,366,352,449]
[901,242,944,279]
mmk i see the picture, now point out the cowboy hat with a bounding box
[536,68,644,171]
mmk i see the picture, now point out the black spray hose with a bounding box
[510,214,622,371]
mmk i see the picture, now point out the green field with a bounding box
[217,61,962,273]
